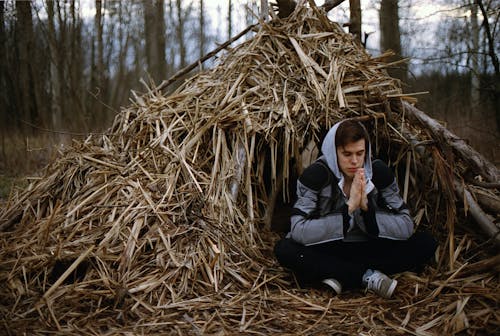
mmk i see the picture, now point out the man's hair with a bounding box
[335,120,369,148]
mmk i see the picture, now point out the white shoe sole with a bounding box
[385,279,398,298]
[322,278,342,294]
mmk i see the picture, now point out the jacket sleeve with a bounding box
[289,162,349,245]
[357,160,414,240]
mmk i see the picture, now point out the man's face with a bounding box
[336,139,366,179]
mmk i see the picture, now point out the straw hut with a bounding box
[1,3,498,335]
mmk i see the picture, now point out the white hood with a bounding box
[320,121,375,194]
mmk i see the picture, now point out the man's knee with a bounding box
[411,231,438,260]
[274,238,301,268]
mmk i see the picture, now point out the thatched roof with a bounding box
[1,5,498,335]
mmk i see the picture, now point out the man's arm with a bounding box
[289,162,348,245]
[356,160,414,240]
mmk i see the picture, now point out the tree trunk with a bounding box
[228,0,233,39]
[349,0,361,42]
[0,0,7,159]
[110,1,130,109]
[47,1,64,131]
[156,0,167,80]
[69,0,85,131]
[144,0,158,81]
[379,0,407,83]
[0,1,6,129]
[56,0,68,123]
[175,0,186,68]
[167,0,175,76]
[96,0,104,85]
[94,0,104,123]
[470,1,480,109]
[15,0,39,133]
[198,0,205,63]
[260,0,268,21]
[144,0,166,81]
[477,0,500,132]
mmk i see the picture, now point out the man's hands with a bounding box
[347,169,368,214]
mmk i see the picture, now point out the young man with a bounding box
[274,120,437,298]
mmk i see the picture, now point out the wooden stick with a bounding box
[454,180,500,247]
[321,0,347,12]
[42,245,94,300]
[157,24,258,92]
[402,102,499,183]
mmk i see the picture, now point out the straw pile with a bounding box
[1,5,498,335]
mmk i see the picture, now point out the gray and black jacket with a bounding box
[288,122,414,246]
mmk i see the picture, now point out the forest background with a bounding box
[0,0,498,198]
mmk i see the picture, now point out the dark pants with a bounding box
[274,232,437,289]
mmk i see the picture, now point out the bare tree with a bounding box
[349,0,361,42]
[94,0,104,90]
[68,0,85,127]
[477,0,500,130]
[0,1,7,121]
[379,0,407,82]
[47,1,63,130]
[260,0,268,20]
[199,0,205,62]
[144,0,167,83]
[15,0,39,132]
[228,0,233,39]
[175,0,187,68]
[0,0,7,158]
[109,1,132,109]
[470,0,480,107]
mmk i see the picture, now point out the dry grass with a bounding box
[0,5,498,335]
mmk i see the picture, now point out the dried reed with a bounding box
[0,6,498,335]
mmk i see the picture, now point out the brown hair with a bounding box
[335,120,369,149]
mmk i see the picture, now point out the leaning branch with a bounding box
[157,23,258,92]
[402,102,499,183]
[454,181,500,247]
[321,0,347,12]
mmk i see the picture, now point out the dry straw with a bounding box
[1,5,498,335]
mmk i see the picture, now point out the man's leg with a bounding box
[352,231,438,275]
[274,238,366,288]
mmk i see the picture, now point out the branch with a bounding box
[402,102,499,183]
[157,23,258,92]
[470,186,500,214]
[454,180,500,247]
[321,0,347,12]
[477,0,500,76]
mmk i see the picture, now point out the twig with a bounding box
[321,0,347,12]
[454,180,500,247]
[157,23,258,92]
[402,101,499,183]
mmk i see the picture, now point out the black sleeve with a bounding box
[371,159,395,189]
[361,197,379,236]
[360,160,396,237]
[298,161,331,191]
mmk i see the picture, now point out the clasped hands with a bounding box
[347,168,368,214]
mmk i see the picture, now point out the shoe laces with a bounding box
[366,271,385,291]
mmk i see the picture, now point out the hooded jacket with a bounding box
[289,121,414,245]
